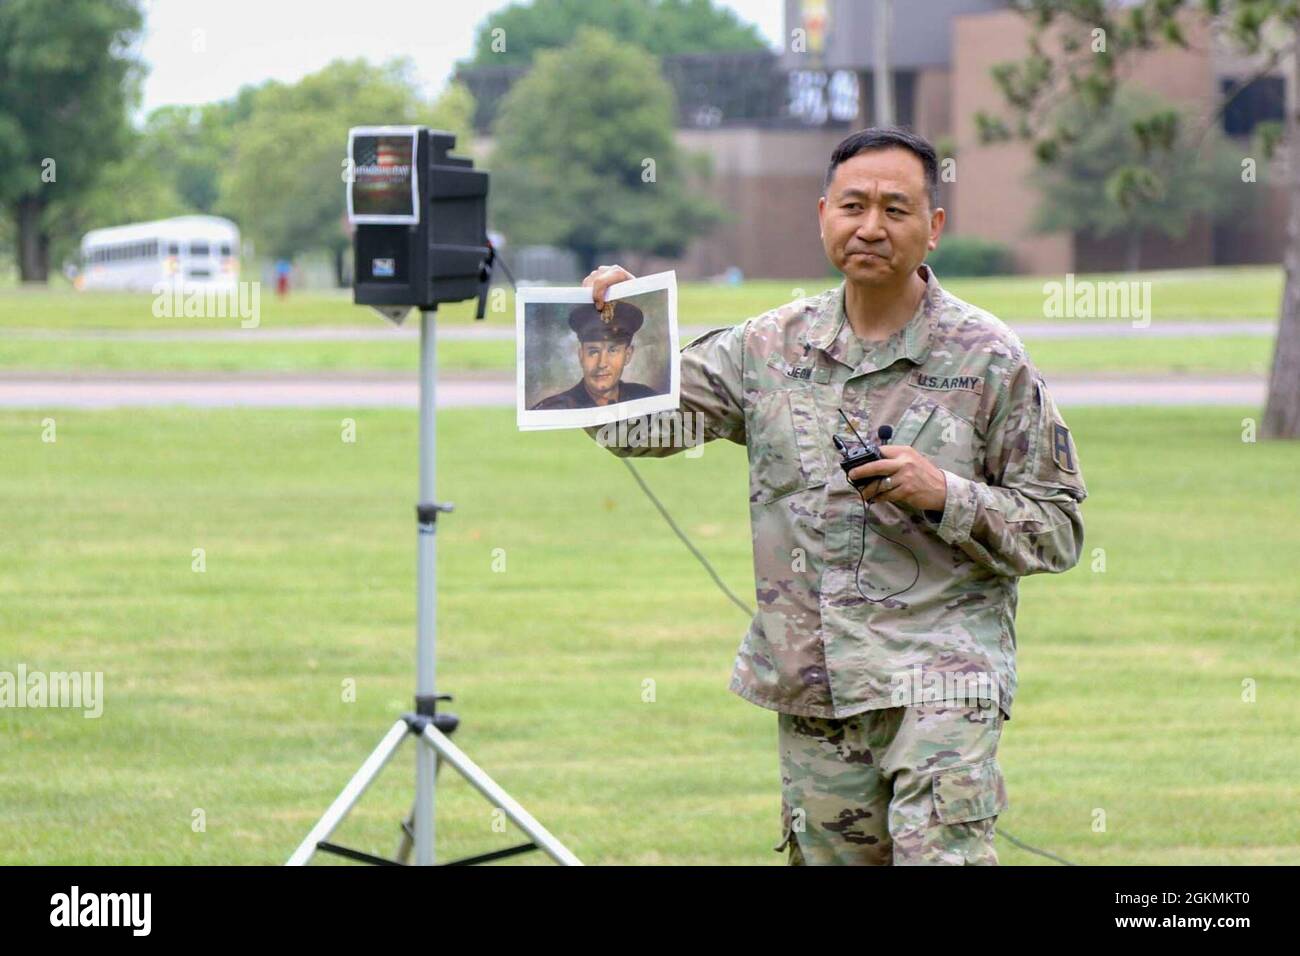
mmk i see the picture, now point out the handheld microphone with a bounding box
[832,412,919,605]
[834,410,885,490]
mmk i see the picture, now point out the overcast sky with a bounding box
[137,0,786,116]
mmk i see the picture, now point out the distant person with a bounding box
[274,259,292,298]
[531,301,658,409]
[580,127,1087,866]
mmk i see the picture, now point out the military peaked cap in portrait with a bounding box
[568,301,644,343]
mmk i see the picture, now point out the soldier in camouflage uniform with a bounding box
[580,128,1087,865]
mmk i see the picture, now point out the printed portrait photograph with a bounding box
[516,271,679,431]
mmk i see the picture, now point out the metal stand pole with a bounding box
[413,307,438,866]
[287,307,580,867]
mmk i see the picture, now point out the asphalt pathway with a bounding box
[0,320,1277,343]
[0,369,1265,409]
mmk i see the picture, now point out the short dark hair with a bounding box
[823,126,940,210]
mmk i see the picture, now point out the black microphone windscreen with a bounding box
[877,424,894,442]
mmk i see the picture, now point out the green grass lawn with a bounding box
[0,265,1282,332]
[945,266,1284,323]
[1,404,1297,864]
[1025,334,1273,377]
[0,267,1280,378]
[0,329,1278,379]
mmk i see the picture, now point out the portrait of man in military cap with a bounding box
[530,300,659,410]
[517,272,678,432]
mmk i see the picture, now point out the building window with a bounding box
[1221,76,1284,136]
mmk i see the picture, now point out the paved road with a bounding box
[0,370,513,409]
[0,319,1277,343]
[0,370,1265,409]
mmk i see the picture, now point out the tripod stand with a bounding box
[287,308,581,866]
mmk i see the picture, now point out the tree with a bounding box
[1030,87,1247,271]
[220,60,473,285]
[0,0,144,282]
[49,134,191,276]
[466,0,766,67]
[979,0,1300,439]
[44,95,261,277]
[490,27,722,272]
[139,97,257,215]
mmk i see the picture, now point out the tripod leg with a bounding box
[395,809,414,864]
[287,719,411,866]
[395,752,445,864]
[417,723,582,866]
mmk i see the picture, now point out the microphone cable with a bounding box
[852,482,921,604]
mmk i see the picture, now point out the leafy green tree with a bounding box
[47,96,261,275]
[220,59,473,284]
[1030,87,1246,271]
[138,99,255,214]
[490,27,721,272]
[980,0,1300,439]
[0,0,144,281]
[467,0,766,67]
[50,134,191,275]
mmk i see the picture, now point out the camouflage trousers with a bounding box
[776,701,1008,865]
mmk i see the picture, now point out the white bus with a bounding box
[78,216,240,292]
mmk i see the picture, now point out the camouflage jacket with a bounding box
[585,264,1087,719]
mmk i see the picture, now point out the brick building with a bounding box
[458,0,1289,279]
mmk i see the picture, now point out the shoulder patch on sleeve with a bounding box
[1051,422,1078,474]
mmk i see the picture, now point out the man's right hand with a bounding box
[583,264,636,309]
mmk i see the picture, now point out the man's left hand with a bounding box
[846,445,948,511]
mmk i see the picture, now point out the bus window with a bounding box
[189,242,210,256]
[219,243,232,256]
[168,243,180,256]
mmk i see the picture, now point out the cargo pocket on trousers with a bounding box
[932,757,1009,824]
